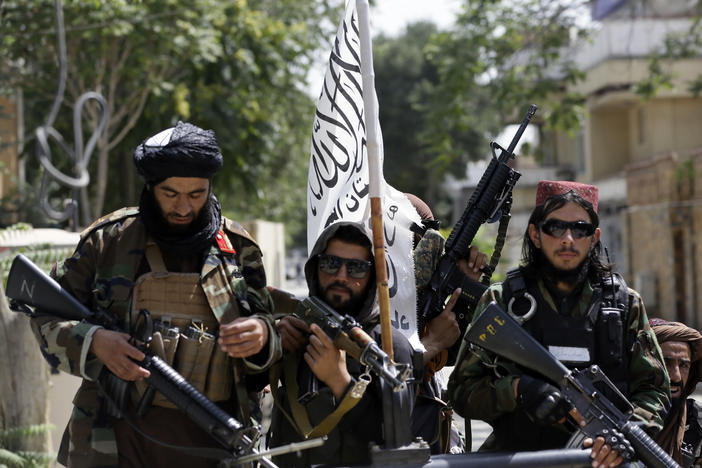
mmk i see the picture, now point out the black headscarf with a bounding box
[134,122,224,255]
[134,122,223,184]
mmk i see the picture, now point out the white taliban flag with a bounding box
[307,0,423,347]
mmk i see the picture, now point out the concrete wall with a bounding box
[625,152,702,326]
[241,219,286,288]
[590,106,631,179]
[630,99,702,162]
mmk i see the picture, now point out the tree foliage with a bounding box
[373,0,590,218]
[374,22,447,207]
[426,0,590,155]
[634,1,702,98]
[1,0,343,245]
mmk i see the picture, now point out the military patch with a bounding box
[216,230,236,254]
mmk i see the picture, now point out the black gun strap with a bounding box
[96,377,235,461]
[481,200,512,285]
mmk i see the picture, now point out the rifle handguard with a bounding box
[295,297,410,390]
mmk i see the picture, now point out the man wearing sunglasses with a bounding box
[267,222,428,466]
[448,180,669,467]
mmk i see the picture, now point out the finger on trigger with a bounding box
[568,407,585,427]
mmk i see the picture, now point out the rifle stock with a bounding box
[7,253,97,321]
[466,302,569,384]
[466,302,680,468]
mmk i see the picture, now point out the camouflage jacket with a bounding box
[29,207,281,467]
[447,274,670,450]
[414,228,445,290]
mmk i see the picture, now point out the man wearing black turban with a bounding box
[29,122,281,468]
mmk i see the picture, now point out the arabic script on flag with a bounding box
[307,1,423,347]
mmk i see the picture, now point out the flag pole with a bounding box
[356,0,393,359]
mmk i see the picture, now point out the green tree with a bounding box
[426,0,590,160]
[374,21,484,216]
[1,0,342,245]
[372,1,591,220]
[634,1,702,98]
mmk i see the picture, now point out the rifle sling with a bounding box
[270,352,367,439]
[482,197,512,285]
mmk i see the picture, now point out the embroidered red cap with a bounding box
[535,180,599,212]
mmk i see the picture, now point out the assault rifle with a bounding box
[293,296,412,391]
[466,302,680,468]
[5,254,323,467]
[417,104,537,365]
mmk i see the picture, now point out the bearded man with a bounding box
[650,318,702,467]
[267,222,436,466]
[29,122,280,467]
[448,180,669,468]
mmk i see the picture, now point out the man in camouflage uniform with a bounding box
[30,122,281,467]
[650,318,702,467]
[448,180,669,467]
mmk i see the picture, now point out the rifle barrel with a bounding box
[505,104,538,156]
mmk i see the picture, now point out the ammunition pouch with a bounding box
[131,252,234,408]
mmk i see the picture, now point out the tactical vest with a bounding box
[483,268,633,450]
[131,241,233,408]
[502,267,632,399]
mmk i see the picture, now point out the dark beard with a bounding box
[321,281,367,317]
[535,248,591,288]
[138,186,221,256]
[670,380,684,407]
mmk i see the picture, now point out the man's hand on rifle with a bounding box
[277,315,311,352]
[515,375,571,426]
[219,317,268,358]
[583,436,625,468]
[304,323,351,399]
[422,288,462,365]
[90,329,150,381]
[458,245,489,282]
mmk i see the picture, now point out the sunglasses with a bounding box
[317,253,372,279]
[539,219,595,239]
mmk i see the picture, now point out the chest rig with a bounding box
[502,267,631,396]
[131,240,233,408]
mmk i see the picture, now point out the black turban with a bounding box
[133,121,223,184]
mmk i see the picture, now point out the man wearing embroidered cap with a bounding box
[448,180,669,467]
[29,122,281,467]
